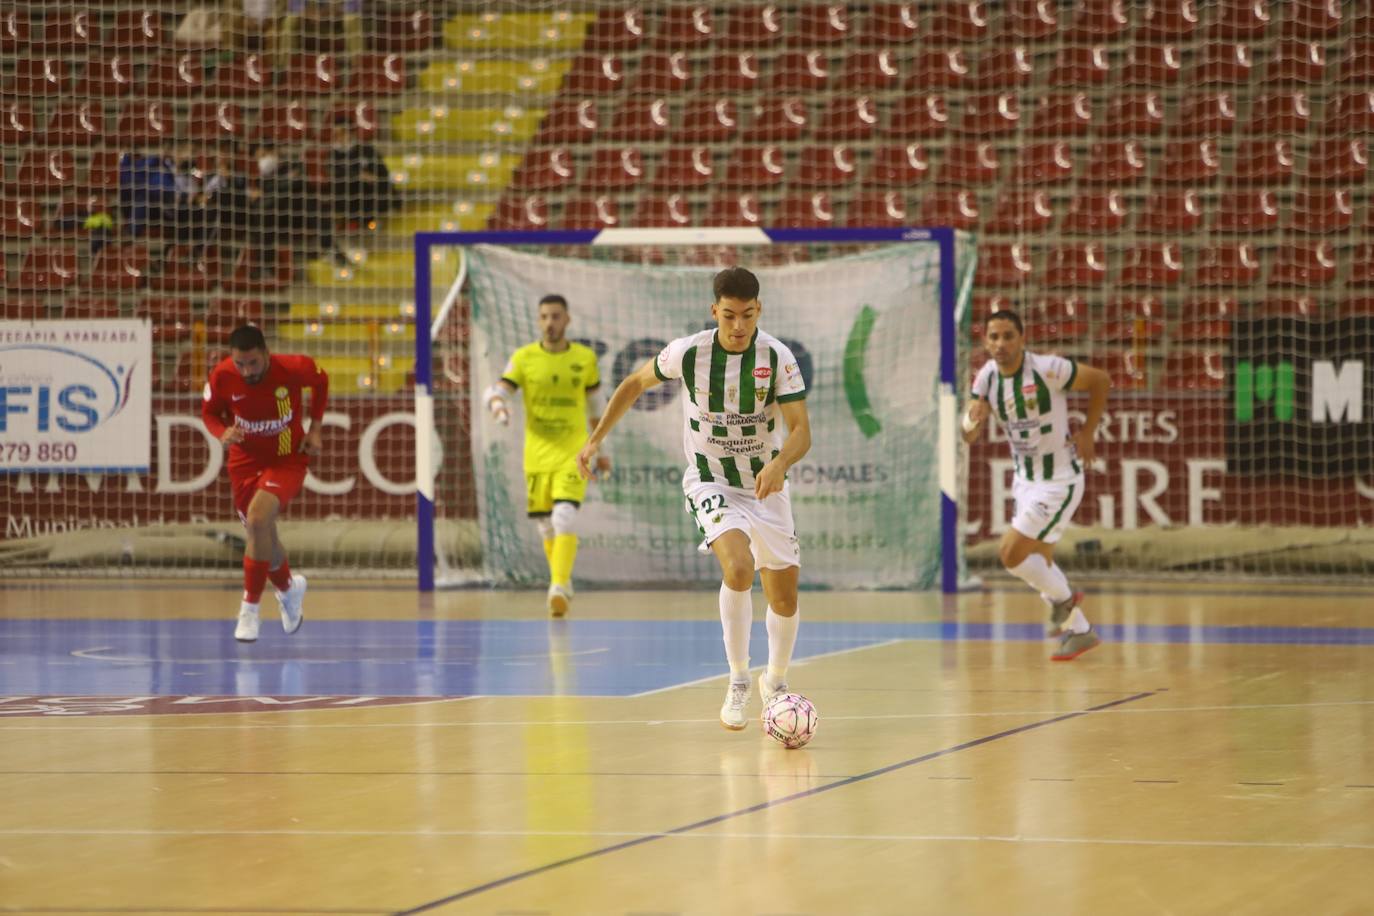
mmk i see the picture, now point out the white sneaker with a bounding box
[759,671,789,705]
[720,678,751,730]
[276,574,306,634]
[547,582,572,618]
[234,601,260,642]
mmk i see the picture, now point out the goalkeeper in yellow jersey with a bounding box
[482,294,610,616]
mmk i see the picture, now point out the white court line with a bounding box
[68,646,612,664]
[628,637,906,698]
[0,827,1368,851]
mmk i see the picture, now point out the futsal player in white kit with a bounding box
[576,267,812,729]
[963,309,1112,660]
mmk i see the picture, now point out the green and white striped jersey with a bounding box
[971,350,1083,482]
[654,328,807,490]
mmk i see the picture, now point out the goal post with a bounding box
[413,225,973,594]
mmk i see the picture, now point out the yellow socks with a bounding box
[550,534,578,587]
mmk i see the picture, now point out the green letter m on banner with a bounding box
[1234,360,1295,423]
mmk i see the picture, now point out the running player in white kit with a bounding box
[576,267,812,729]
[964,309,1112,660]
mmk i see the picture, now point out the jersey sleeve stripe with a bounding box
[776,391,807,403]
[1065,358,1078,390]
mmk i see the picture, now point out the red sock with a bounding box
[242,558,270,604]
[267,559,293,592]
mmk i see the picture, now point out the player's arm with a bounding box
[1068,362,1112,467]
[483,378,517,425]
[755,398,811,499]
[584,383,612,478]
[200,375,242,445]
[961,395,991,446]
[300,357,329,455]
[577,357,662,479]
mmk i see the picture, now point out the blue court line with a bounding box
[392,689,1161,914]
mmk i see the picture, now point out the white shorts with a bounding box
[684,478,800,571]
[1011,475,1085,544]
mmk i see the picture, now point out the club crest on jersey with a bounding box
[755,390,767,402]
[1022,384,1037,395]
[752,367,772,380]
[274,386,288,399]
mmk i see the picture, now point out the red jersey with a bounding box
[202,354,329,473]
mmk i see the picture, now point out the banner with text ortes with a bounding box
[0,321,153,473]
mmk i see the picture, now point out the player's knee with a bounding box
[718,555,754,590]
[551,502,578,536]
[535,517,555,542]
[999,537,1030,569]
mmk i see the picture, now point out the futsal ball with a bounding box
[762,693,818,749]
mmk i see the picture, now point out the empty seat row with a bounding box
[2,244,293,293]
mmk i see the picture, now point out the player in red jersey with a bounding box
[201,325,329,642]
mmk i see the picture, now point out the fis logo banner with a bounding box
[0,320,153,472]
[1229,316,1374,477]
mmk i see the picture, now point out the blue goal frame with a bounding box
[413,226,963,594]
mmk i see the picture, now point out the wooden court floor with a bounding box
[2,579,1373,915]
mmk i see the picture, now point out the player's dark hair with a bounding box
[986,309,1024,335]
[713,267,760,303]
[228,325,267,352]
[539,294,569,312]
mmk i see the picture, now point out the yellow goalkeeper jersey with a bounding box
[501,341,601,473]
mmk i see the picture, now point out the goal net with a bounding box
[421,227,972,591]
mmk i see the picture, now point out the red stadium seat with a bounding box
[769,51,830,92]
[917,188,980,230]
[1175,298,1236,341]
[974,47,1034,89]
[63,297,121,319]
[211,54,273,97]
[605,98,670,142]
[537,100,600,144]
[927,1,991,44]
[489,195,550,230]
[1137,189,1203,234]
[813,96,879,141]
[147,52,207,98]
[16,150,76,193]
[1158,140,1222,183]
[985,189,1054,233]
[372,9,434,51]
[652,146,714,190]
[1045,244,1108,288]
[1210,0,1271,38]
[110,9,165,48]
[86,150,122,192]
[44,9,93,50]
[795,145,858,187]
[1012,142,1075,185]
[634,193,694,228]
[1051,45,1111,86]
[654,6,714,48]
[938,142,1000,185]
[1195,243,1262,286]
[1026,296,1090,342]
[584,8,646,51]
[1349,245,1374,288]
[1248,92,1311,134]
[1270,242,1338,287]
[116,101,177,145]
[207,298,266,333]
[224,246,291,293]
[0,197,42,238]
[1282,1,1342,38]
[0,101,36,146]
[977,243,1036,286]
[1190,43,1255,84]
[845,191,907,227]
[252,101,315,143]
[1261,39,1326,85]
[153,245,221,293]
[1229,138,1295,185]
[560,195,621,229]
[632,52,691,95]
[15,58,70,96]
[958,93,1021,137]
[1098,93,1165,135]
[1214,189,1280,231]
[909,49,972,89]
[139,297,195,342]
[705,192,764,227]
[1,9,31,52]
[1119,44,1182,85]
[840,50,901,90]
[719,5,785,49]
[1062,190,1129,234]
[188,102,245,143]
[283,54,340,95]
[776,191,835,228]
[44,102,105,146]
[1066,0,1131,41]
[1175,93,1238,136]
[511,147,576,190]
[742,98,808,142]
[1164,350,1226,391]
[696,52,760,92]
[10,245,78,291]
[349,53,406,96]
[87,243,150,292]
[791,4,851,45]
[884,95,950,138]
[1305,140,1368,183]
[1337,42,1374,84]
[1005,0,1059,41]
[1084,141,1148,184]
[721,145,786,190]
[854,4,920,45]
[76,56,136,98]
[1139,0,1200,39]
[1030,93,1094,135]
[581,147,645,190]
[1288,188,1354,233]
[865,143,931,186]
[1326,92,1374,135]
[1118,244,1184,288]
[675,98,738,142]
[1095,296,1166,341]
[1099,349,1150,391]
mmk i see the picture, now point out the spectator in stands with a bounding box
[118,150,178,238]
[250,142,345,273]
[327,113,395,231]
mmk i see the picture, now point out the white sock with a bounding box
[766,605,799,682]
[719,583,752,680]
[1008,554,1072,604]
[1065,607,1091,634]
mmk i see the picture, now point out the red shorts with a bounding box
[230,463,308,524]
